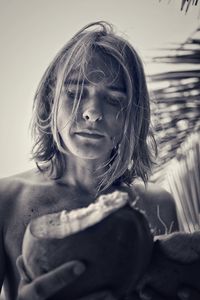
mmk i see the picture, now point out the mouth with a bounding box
[75,131,105,140]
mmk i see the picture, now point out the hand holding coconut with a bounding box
[16,256,84,300]
[16,255,117,300]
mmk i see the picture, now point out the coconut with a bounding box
[22,190,153,299]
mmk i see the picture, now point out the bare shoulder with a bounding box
[131,182,179,235]
[0,168,45,195]
[0,169,47,216]
[134,182,176,208]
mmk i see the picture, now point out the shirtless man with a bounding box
[0,22,196,300]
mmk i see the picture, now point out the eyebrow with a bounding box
[64,79,126,94]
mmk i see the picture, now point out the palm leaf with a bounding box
[147,28,200,231]
[159,0,199,13]
[148,27,200,183]
[166,132,200,232]
[181,0,199,12]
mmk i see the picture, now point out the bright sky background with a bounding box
[0,0,199,177]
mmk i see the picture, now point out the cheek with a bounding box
[57,99,73,129]
[106,110,125,142]
[57,111,67,131]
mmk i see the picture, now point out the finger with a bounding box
[16,255,31,284]
[139,286,168,300]
[78,290,116,300]
[178,287,200,300]
[18,260,85,300]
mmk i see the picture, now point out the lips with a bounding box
[75,130,104,140]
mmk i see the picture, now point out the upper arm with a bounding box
[133,183,179,236]
[0,176,19,292]
[151,188,179,235]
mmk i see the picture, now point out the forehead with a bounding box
[66,50,126,90]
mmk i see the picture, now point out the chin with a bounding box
[69,144,111,161]
[75,151,108,161]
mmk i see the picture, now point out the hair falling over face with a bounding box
[31,21,157,192]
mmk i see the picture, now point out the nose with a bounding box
[83,95,102,122]
[82,107,102,122]
[82,87,103,122]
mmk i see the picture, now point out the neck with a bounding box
[58,154,110,195]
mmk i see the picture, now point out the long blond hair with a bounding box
[31,21,157,192]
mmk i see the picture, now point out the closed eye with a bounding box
[66,88,84,100]
[105,93,126,108]
[66,89,76,99]
[106,96,121,106]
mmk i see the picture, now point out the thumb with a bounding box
[16,255,31,284]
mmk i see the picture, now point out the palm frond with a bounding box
[181,0,199,12]
[147,28,200,231]
[159,0,199,13]
[166,131,200,232]
[148,27,200,183]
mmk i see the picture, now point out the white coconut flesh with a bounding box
[30,191,129,239]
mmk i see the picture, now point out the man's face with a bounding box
[57,51,127,162]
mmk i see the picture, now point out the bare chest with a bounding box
[5,183,94,255]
